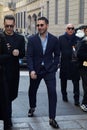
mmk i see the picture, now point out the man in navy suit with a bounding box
[27,17,60,129]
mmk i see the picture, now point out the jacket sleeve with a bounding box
[0,32,9,64]
[18,35,25,58]
[53,37,60,71]
[77,42,87,61]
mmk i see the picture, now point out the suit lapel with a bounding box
[36,34,43,53]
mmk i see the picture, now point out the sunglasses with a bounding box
[36,24,44,27]
[67,27,74,30]
[5,25,14,28]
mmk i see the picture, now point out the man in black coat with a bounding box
[3,15,25,125]
[58,23,80,106]
[0,32,11,130]
[27,17,60,129]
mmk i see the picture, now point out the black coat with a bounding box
[77,37,87,69]
[4,32,25,101]
[0,32,9,120]
[59,33,80,80]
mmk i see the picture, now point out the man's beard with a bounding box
[39,29,47,36]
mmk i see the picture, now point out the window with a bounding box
[47,1,49,20]
[24,11,26,28]
[15,13,18,28]
[27,0,36,4]
[79,0,84,23]
[18,13,20,28]
[55,0,58,24]
[21,12,23,28]
[65,0,69,24]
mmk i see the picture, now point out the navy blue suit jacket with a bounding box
[27,33,60,74]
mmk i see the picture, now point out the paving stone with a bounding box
[0,120,3,130]
[12,123,33,130]
[13,122,29,128]
[58,120,81,129]
[77,120,87,129]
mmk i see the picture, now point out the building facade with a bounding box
[0,0,87,36]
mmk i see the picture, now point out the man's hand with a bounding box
[12,49,19,56]
[30,71,37,79]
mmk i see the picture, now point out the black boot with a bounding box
[4,118,12,130]
[62,95,68,102]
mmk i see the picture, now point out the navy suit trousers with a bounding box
[28,68,57,119]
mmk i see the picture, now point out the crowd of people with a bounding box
[0,14,87,130]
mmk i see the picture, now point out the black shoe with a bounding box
[4,119,12,130]
[4,126,12,130]
[74,102,80,106]
[63,96,68,102]
[49,119,59,129]
[28,108,35,117]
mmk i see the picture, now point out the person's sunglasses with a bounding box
[67,27,74,30]
[36,24,44,27]
[5,25,14,28]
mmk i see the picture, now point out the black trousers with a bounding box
[80,68,87,104]
[28,69,57,119]
[0,71,12,128]
[60,78,80,102]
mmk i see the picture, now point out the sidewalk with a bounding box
[10,114,87,130]
[1,114,87,130]
[1,70,87,130]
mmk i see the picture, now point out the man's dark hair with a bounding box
[79,25,86,30]
[84,25,87,31]
[38,17,49,24]
[4,15,15,22]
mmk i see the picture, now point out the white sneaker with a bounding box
[80,104,87,112]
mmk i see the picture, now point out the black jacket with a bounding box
[77,37,87,69]
[4,32,25,101]
[59,33,80,80]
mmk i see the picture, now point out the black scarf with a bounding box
[64,32,76,46]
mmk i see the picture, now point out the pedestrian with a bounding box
[3,15,25,125]
[77,26,87,112]
[27,17,60,129]
[58,23,80,106]
[0,32,11,130]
